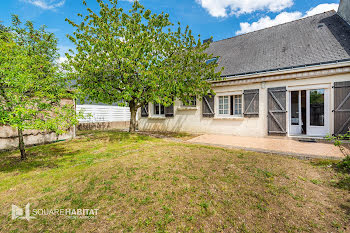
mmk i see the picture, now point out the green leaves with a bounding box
[66,0,222,130]
[0,17,78,134]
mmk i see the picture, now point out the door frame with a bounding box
[287,84,331,137]
[289,90,302,135]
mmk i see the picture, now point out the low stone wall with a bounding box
[0,126,75,151]
[77,121,130,131]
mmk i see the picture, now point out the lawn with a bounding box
[0,131,349,232]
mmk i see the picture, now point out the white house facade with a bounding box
[138,4,350,138]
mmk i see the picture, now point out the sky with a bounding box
[0,0,340,60]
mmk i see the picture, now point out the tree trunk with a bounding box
[129,102,137,133]
[18,128,26,160]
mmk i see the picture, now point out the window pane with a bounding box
[154,103,165,115]
[192,96,196,106]
[291,91,299,125]
[219,96,229,115]
[224,96,228,104]
[154,104,159,115]
[310,89,324,126]
[234,95,242,115]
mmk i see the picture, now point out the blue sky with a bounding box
[0,0,339,59]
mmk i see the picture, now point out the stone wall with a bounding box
[0,98,76,151]
[77,121,130,131]
[0,126,75,151]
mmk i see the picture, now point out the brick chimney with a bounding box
[338,0,350,25]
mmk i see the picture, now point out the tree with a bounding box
[0,16,78,160]
[65,0,222,132]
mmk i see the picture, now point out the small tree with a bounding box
[327,130,350,173]
[65,0,221,132]
[0,16,78,160]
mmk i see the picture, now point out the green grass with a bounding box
[0,130,349,232]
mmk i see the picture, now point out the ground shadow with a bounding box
[0,131,149,174]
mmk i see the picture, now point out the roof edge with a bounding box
[211,10,336,44]
[211,59,350,83]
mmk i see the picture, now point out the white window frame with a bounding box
[153,103,165,116]
[217,94,243,117]
[218,96,230,115]
[234,95,242,115]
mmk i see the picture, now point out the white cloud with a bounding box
[236,12,302,34]
[22,0,65,10]
[305,3,338,17]
[235,3,339,35]
[196,0,294,17]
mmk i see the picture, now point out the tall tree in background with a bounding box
[0,16,78,160]
[65,0,222,132]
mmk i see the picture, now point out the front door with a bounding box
[306,88,329,136]
[289,88,329,137]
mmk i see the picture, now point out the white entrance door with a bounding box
[306,88,329,136]
[289,87,330,137]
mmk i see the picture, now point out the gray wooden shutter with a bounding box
[334,81,350,135]
[243,89,259,117]
[141,105,148,117]
[202,95,215,117]
[165,103,174,117]
[268,87,287,135]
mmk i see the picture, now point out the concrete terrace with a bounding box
[188,134,347,160]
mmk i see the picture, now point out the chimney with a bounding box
[338,0,350,25]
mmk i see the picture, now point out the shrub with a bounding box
[327,130,350,173]
[337,156,350,173]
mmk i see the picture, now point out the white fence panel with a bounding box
[77,105,131,123]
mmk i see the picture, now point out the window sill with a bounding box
[214,116,244,120]
[177,106,198,111]
[148,116,166,120]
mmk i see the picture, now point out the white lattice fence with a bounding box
[77,105,131,123]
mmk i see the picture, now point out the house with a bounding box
[138,0,350,138]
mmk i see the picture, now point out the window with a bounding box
[218,95,242,116]
[234,95,242,115]
[310,89,325,126]
[219,96,229,115]
[182,96,197,107]
[154,103,165,115]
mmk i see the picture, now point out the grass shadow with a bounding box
[0,131,151,174]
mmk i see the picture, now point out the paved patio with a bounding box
[187,134,346,160]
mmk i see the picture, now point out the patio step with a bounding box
[290,136,330,143]
[297,138,317,143]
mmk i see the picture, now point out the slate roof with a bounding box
[206,11,350,77]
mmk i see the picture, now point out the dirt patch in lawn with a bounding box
[0,130,349,232]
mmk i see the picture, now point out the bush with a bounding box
[327,130,350,174]
[337,156,350,173]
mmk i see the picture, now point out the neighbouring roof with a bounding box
[206,10,350,77]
